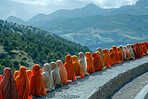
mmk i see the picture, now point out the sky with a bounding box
[0,0,138,21]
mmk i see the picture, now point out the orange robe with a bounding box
[97,48,105,69]
[117,47,124,63]
[133,43,141,59]
[15,66,30,99]
[29,64,47,97]
[0,75,3,99]
[56,60,68,84]
[26,70,32,81]
[14,71,19,79]
[1,67,18,99]
[145,42,148,50]
[103,49,112,68]
[92,52,103,71]
[138,43,146,57]
[85,52,95,74]
[113,46,122,63]
[109,49,116,65]
[141,42,148,55]
[72,55,84,78]
[64,55,77,81]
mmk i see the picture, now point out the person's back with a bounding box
[15,66,29,99]
[29,64,47,97]
[1,67,18,99]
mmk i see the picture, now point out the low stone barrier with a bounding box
[37,56,148,99]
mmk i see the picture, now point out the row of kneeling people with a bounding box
[0,42,148,99]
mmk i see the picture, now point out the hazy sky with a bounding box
[0,0,138,21]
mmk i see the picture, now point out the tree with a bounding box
[13,60,19,69]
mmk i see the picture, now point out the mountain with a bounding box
[7,16,26,25]
[6,0,148,51]
[109,0,148,15]
[27,3,114,25]
[0,19,91,74]
[32,14,148,51]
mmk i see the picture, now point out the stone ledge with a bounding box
[37,56,148,99]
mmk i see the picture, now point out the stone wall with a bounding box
[90,63,148,99]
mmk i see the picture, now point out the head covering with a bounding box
[29,64,47,97]
[64,55,77,81]
[113,46,122,63]
[117,47,124,63]
[26,70,32,81]
[50,62,62,87]
[72,55,84,78]
[109,49,116,65]
[138,43,146,57]
[14,71,19,79]
[133,43,141,59]
[92,52,102,71]
[145,42,148,49]
[56,60,68,84]
[103,49,112,68]
[78,52,89,76]
[97,48,105,68]
[85,52,95,74]
[122,46,131,60]
[1,67,18,99]
[141,42,148,55]
[42,63,55,92]
[15,66,29,99]
[127,44,135,59]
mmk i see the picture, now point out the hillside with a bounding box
[0,20,91,74]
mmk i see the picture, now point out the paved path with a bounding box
[111,72,148,99]
[35,56,148,99]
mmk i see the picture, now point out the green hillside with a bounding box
[0,20,91,74]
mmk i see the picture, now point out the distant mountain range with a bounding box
[7,0,148,51]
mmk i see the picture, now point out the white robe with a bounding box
[50,62,62,88]
[127,44,135,59]
[78,52,89,76]
[42,63,55,92]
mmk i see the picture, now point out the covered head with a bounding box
[97,48,102,52]
[109,48,116,65]
[29,64,47,97]
[56,60,68,84]
[85,52,95,74]
[78,52,85,59]
[50,62,62,87]
[92,52,102,71]
[1,67,18,99]
[78,52,89,76]
[42,63,55,92]
[103,49,112,68]
[72,55,84,78]
[43,63,50,72]
[64,55,76,81]
[26,70,32,80]
[15,66,29,99]
[14,71,19,79]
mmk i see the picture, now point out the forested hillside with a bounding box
[0,20,91,74]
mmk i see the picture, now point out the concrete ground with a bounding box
[111,72,148,99]
[35,56,148,99]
